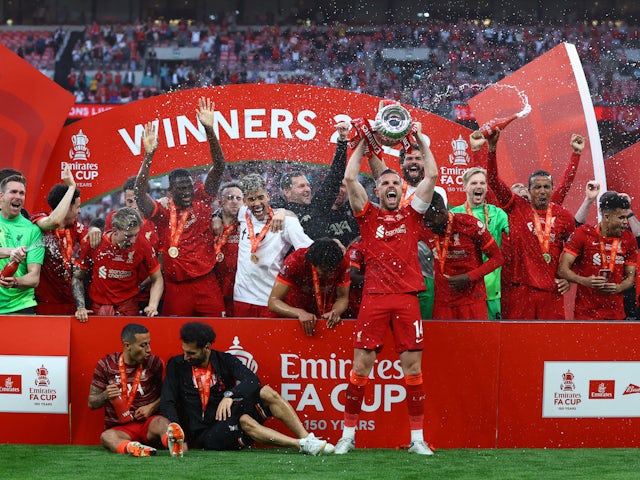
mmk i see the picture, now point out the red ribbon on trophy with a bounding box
[348,100,417,158]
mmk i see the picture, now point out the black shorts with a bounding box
[197,393,272,450]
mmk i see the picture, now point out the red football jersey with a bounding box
[149,184,215,282]
[91,353,164,428]
[563,225,638,320]
[78,232,160,306]
[30,214,88,306]
[356,201,426,295]
[501,196,575,292]
[213,222,240,313]
[423,213,503,306]
[345,240,364,318]
[275,247,350,315]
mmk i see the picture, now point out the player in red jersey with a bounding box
[469,131,586,208]
[88,323,177,457]
[485,132,576,320]
[31,168,89,314]
[106,176,159,250]
[268,237,350,336]
[135,97,225,316]
[72,207,163,321]
[334,122,437,456]
[212,181,243,317]
[423,192,503,319]
[344,237,364,319]
[106,176,161,311]
[558,191,637,320]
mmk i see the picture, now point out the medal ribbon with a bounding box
[169,200,190,252]
[531,206,553,257]
[245,208,274,254]
[192,364,213,419]
[433,211,454,274]
[465,202,489,225]
[311,266,335,315]
[399,182,415,209]
[596,225,620,272]
[214,224,234,258]
[118,354,143,410]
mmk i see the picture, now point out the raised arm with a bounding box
[367,152,387,180]
[344,139,369,214]
[573,180,600,226]
[197,97,226,197]
[620,193,640,237]
[468,132,499,205]
[134,122,159,219]
[34,167,77,231]
[483,131,513,206]
[312,121,350,211]
[551,134,584,205]
[413,123,438,204]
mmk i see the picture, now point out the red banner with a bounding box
[0,44,74,213]
[67,104,115,119]
[70,317,499,448]
[33,84,472,212]
[605,141,640,200]
[468,42,604,227]
[0,316,70,444]
[3,316,640,448]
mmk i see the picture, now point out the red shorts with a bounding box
[233,301,278,318]
[163,273,224,317]
[432,300,487,320]
[354,292,423,353]
[109,414,161,442]
[502,284,565,320]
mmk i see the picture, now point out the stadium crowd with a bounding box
[1,17,639,115]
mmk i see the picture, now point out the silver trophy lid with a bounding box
[373,104,412,140]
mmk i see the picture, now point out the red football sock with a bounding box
[344,372,369,427]
[405,374,425,430]
[116,440,130,455]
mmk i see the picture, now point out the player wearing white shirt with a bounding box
[233,174,312,317]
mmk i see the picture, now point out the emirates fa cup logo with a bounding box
[69,129,90,161]
[449,135,470,166]
[35,364,50,386]
[226,336,258,373]
[560,370,575,391]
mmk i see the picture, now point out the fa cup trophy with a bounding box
[372,100,413,146]
[349,100,416,157]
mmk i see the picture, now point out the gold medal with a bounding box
[216,252,225,263]
[168,246,179,258]
[542,252,552,264]
[250,253,259,264]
